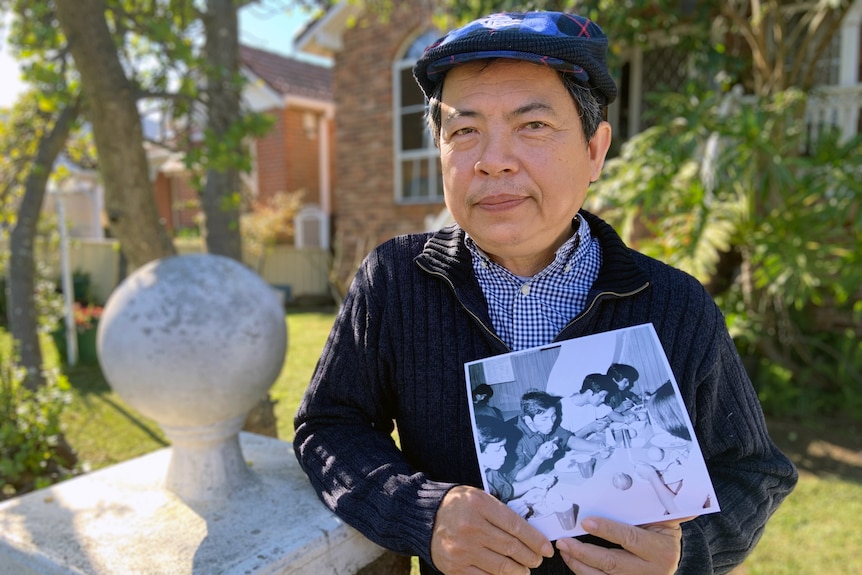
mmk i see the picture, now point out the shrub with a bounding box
[0,354,77,500]
[589,85,862,421]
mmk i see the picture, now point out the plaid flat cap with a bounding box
[413,12,617,106]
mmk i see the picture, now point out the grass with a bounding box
[271,309,336,441]
[37,308,338,467]
[6,309,862,573]
[735,475,862,574]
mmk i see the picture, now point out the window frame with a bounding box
[392,29,443,205]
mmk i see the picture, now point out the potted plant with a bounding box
[52,303,103,365]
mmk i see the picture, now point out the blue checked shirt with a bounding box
[466,214,602,351]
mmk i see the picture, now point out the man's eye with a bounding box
[452,127,475,136]
[524,121,547,130]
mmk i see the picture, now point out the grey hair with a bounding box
[424,66,605,147]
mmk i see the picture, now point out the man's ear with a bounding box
[588,121,613,182]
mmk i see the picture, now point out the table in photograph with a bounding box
[528,415,694,538]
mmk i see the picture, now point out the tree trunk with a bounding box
[8,99,80,390]
[201,0,243,261]
[202,0,277,437]
[55,0,175,271]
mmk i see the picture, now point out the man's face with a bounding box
[438,59,611,276]
[589,390,608,406]
[614,377,630,391]
[526,406,557,435]
[480,439,508,471]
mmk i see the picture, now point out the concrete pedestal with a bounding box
[0,433,387,575]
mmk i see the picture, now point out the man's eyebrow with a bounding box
[443,108,478,123]
[443,102,555,123]
[508,102,554,119]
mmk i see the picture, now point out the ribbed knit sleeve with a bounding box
[616,255,798,574]
[294,238,460,565]
[677,322,798,573]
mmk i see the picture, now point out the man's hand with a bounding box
[431,485,554,575]
[555,516,694,575]
[536,438,559,461]
[591,418,611,433]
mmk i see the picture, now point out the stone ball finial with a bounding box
[97,254,287,501]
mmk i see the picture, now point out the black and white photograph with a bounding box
[466,323,720,541]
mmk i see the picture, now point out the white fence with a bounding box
[806,84,862,144]
[2,238,332,305]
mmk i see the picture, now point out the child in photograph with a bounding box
[646,381,692,441]
[476,415,555,517]
[472,383,504,419]
[635,381,711,514]
[512,391,605,482]
[603,364,642,414]
[559,374,616,437]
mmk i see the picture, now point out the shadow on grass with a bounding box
[766,415,862,485]
[61,362,168,448]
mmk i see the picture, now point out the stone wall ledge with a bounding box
[0,432,388,575]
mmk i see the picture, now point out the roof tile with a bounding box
[240,45,333,101]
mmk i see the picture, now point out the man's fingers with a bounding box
[432,486,552,575]
[584,516,685,568]
[555,538,611,575]
[484,498,554,565]
[583,516,689,549]
[483,500,554,573]
[556,516,692,575]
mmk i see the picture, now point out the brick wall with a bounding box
[174,177,199,230]
[255,109,288,202]
[153,172,202,233]
[153,173,173,231]
[332,5,442,284]
[256,106,335,214]
[283,107,322,206]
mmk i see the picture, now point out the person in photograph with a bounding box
[635,381,712,515]
[604,363,641,412]
[475,415,556,517]
[647,381,692,442]
[511,390,606,483]
[580,373,636,424]
[294,10,797,575]
[559,374,618,436]
[471,383,504,419]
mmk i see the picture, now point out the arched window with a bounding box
[392,30,443,203]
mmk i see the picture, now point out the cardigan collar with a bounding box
[415,209,650,299]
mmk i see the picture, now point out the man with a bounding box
[294,11,797,575]
[559,376,617,437]
[606,363,640,410]
[511,390,603,482]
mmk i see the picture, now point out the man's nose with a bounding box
[473,133,518,176]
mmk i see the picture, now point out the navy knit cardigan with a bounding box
[294,210,797,574]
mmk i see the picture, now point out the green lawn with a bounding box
[11,309,862,573]
[51,308,338,465]
[735,474,861,574]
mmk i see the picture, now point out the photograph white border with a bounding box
[465,323,720,540]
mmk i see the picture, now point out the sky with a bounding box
[0,2,323,109]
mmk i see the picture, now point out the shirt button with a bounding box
[520,284,530,296]
[564,264,571,273]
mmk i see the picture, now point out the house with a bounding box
[39,45,335,303]
[49,45,334,251]
[296,1,862,289]
[150,44,335,250]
